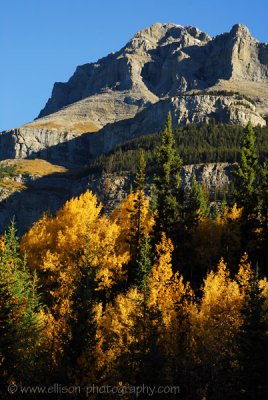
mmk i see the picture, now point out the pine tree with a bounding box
[136,235,152,292]
[134,149,146,191]
[128,151,152,284]
[258,163,268,271]
[238,270,268,399]
[186,172,210,228]
[130,150,147,261]
[0,222,42,390]
[235,121,258,214]
[154,112,183,238]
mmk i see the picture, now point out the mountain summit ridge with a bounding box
[0,22,268,234]
[38,22,268,120]
[0,23,268,167]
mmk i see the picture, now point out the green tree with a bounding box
[136,235,152,291]
[235,121,258,214]
[0,222,42,391]
[186,172,210,228]
[238,271,268,399]
[258,163,268,270]
[154,112,183,237]
[134,149,146,191]
[130,151,148,263]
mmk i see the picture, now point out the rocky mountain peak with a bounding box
[131,22,182,42]
[124,22,210,54]
[0,22,267,170]
[230,23,252,39]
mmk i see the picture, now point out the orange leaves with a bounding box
[55,191,102,255]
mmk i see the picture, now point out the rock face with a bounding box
[0,23,268,166]
[1,94,264,167]
[0,162,234,235]
[38,23,268,117]
[87,94,265,159]
[0,22,267,233]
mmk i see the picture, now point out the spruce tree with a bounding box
[235,121,258,214]
[186,172,209,228]
[238,272,268,399]
[136,235,152,291]
[134,149,146,191]
[130,150,147,264]
[258,163,268,267]
[234,122,261,262]
[154,112,183,237]
[0,222,42,390]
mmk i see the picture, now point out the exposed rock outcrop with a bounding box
[0,162,234,235]
[0,94,265,167]
[1,23,267,168]
[0,22,267,233]
[39,22,268,118]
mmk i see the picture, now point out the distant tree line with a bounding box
[88,123,268,175]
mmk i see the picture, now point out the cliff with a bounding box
[0,23,267,167]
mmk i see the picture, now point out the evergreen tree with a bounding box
[186,172,210,228]
[154,112,183,237]
[234,122,262,263]
[130,150,148,264]
[0,222,42,391]
[258,163,268,271]
[134,149,146,191]
[235,121,258,214]
[136,235,152,291]
[238,271,268,399]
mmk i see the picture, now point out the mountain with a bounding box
[1,22,268,234]
[0,23,268,167]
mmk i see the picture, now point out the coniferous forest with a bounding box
[1,115,268,399]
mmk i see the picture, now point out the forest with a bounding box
[88,123,268,175]
[0,115,268,399]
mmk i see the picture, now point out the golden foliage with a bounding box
[191,258,244,368]
[94,288,143,381]
[20,191,130,367]
[236,253,254,292]
[111,191,154,254]
[147,233,194,366]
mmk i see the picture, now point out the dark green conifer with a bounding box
[186,172,209,228]
[0,221,42,390]
[238,271,268,399]
[235,121,258,214]
[154,112,183,237]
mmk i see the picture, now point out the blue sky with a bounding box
[1,0,268,131]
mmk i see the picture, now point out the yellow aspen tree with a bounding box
[20,191,130,368]
[191,259,244,399]
[111,192,154,256]
[92,288,143,386]
[148,233,194,385]
[236,253,254,293]
[219,203,242,266]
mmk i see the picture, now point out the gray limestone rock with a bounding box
[0,162,234,235]
[1,23,268,168]
[0,22,268,234]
